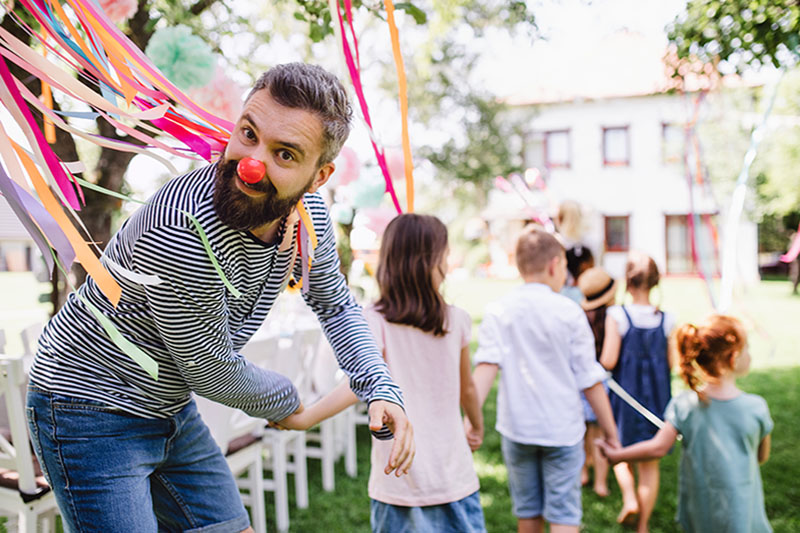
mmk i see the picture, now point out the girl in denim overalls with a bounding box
[600,252,674,533]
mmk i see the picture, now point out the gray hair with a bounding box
[247,63,353,166]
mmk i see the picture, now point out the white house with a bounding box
[489,30,759,282]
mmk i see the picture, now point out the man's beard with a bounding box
[212,159,311,231]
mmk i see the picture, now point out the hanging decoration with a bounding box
[0,0,321,378]
[97,0,137,24]
[144,25,216,91]
[188,65,244,123]
[327,0,415,214]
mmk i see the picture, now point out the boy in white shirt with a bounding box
[469,226,619,533]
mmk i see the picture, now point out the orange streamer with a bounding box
[383,0,414,212]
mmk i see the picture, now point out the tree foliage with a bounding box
[667,0,800,74]
[668,1,800,249]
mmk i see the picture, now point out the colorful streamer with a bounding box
[328,0,412,215]
[0,0,325,378]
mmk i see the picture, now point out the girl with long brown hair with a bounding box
[597,315,773,532]
[279,213,486,532]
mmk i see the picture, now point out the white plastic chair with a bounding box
[0,354,58,532]
[240,333,308,533]
[19,323,43,358]
[305,338,358,491]
[194,395,267,533]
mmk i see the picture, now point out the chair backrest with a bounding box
[20,323,44,357]
[194,395,265,455]
[310,338,346,401]
[0,330,5,354]
[0,354,38,494]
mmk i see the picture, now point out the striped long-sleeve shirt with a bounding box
[29,163,403,424]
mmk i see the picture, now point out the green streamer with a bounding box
[48,246,159,380]
[75,177,241,298]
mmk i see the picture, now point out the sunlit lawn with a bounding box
[286,275,800,532]
[1,273,797,532]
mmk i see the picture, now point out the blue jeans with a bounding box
[370,491,486,533]
[26,386,251,533]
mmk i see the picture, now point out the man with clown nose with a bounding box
[26,63,414,533]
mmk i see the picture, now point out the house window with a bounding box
[605,216,630,252]
[544,130,570,168]
[665,214,719,274]
[602,126,629,166]
[662,123,684,164]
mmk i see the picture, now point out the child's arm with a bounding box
[758,434,771,464]
[599,313,621,370]
[596,423,679,464]
[459,346,484,451]
[472,362,499,407]
[273,379,359,430]
[464,363,498,447]
[583,381,620,447]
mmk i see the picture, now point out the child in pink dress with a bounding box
[278,213,486,533]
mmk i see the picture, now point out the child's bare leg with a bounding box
[587,425,609,497]
[518,516,544,533]
[613,461,639,524]
[550,524,580,533]
[581,428,592,485]
[635,460,660,533]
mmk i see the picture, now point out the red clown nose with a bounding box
[237,158,266,184]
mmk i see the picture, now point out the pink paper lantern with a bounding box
[188,66,244,123]
[361,207,397,236]
[333,147,360,187]
[98,0,138,23]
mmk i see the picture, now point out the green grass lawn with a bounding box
[283,275,800,532]
[282,367,799,532]
[1,273,797,532]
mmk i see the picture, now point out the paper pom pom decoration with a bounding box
[351,173,386,209]
[189,66,244,122]
[98,0,138,23]
[332,147,361,187]
[145,25,216,91]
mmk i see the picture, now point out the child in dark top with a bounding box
[599,252,674,533]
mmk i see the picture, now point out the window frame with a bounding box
[604,215,630,252]
[544,129,571,169]
[661,122,684,165]
[602,125,630,167]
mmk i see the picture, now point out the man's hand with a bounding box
[368,400,415,476]
[463,416,484,452]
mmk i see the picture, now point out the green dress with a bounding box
[665,391,773,533]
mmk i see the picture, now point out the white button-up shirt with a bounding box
[476,283,606,446]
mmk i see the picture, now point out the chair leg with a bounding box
[272,438,290,533]
[250,453,267,533]
[344,406,357,478]
[320,418,335,492]
[293,433,309,509]
[20,506,36,533]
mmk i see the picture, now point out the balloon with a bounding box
[332,147,361,187]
